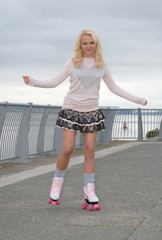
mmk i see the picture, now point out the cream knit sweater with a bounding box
[28,58,146,111]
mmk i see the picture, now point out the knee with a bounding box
[62,146,74,157]
[84,146,95,159]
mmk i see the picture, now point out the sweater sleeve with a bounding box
[103,64,147,106]
[28,59,72,88]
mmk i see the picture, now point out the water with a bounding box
[112,111,162,140]
[0,106,162,161]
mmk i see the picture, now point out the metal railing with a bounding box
[112,108,162,141]
[0,102,162,162]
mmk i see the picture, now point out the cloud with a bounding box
[0,0,161,107]
[1,0,161,60]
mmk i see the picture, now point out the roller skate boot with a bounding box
[48,177,63,205]
[82,183,101,211]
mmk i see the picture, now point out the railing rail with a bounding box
[0,102,162,162]
[111,108,162,141]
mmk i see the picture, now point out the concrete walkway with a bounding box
[0,142,162,240]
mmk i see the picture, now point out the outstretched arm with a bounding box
[103,64,148,106]
[23,76,30,84]
[23,60,73,88]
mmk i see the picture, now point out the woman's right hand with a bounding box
[23,76,30,84]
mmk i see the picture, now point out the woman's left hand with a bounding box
[144,100,148,105]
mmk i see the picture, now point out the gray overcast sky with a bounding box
[0,0,162,108]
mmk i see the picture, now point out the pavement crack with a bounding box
[126,197,162,240]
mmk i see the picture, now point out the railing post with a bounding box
[0,102,8,159]
[53,128,62,153]
[138,108,143,141]
[37,105,51,156]
[98,107,117,143]
[53,107,62,153]
[159,119,162,141]
[79,133,83,146]
[0,102,8,139]
[15,103,33,162]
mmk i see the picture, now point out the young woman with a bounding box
[23,29,147,211]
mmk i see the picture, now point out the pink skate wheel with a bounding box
[82,202,87,209]
[93,204,101,210]
[56,199,61,205]
[88,204,93,211]
[52,201,57,205]
[48,198,52,204]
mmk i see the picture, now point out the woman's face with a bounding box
[80,34,97,58]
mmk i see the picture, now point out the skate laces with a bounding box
[87,183,96,196]
[52,177,63,193]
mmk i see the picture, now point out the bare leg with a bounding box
[56,129,77,170]
[83,132,97,174]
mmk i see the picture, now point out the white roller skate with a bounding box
[82,183,101,211]
[48,177,63,205]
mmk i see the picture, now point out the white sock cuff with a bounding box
[54,168,66,178]
[84,172,95,186]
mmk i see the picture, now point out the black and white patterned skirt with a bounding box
[56,108,105,133]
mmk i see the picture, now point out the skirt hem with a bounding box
[56,108,105,133]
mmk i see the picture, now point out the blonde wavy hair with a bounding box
[72,29,104,69]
